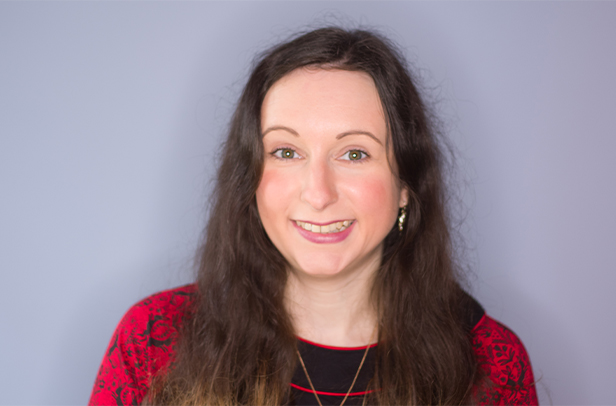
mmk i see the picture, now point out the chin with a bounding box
[299,267,344,278]
[291,255,347,278]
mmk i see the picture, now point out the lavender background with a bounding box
[1,2,615,404]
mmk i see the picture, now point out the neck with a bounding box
[284,254,380,348]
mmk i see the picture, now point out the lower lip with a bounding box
[292,221,355,244]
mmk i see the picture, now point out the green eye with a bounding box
[274,148,297,159]
[343,149,367,161]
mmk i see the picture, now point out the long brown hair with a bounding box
[147,27,478,405]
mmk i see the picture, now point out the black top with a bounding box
[290,293,485,405]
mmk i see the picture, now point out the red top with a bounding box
[89,285,538,405]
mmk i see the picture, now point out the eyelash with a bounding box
[270,147,369,162]
[271,147,301,160]
[340,149,369,162]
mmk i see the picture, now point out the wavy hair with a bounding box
[146,27,479,405]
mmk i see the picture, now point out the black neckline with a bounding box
[289,291,485,405]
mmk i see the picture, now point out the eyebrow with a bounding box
[336,130,382,145]
[261,126,298,137]
[262,126,383,146]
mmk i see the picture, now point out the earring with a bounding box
[398,205,407,232]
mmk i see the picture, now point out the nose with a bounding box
[300,159,338,211]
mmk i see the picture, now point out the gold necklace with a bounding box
[295,328,376,406]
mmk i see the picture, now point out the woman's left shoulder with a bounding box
[471,314,539,405]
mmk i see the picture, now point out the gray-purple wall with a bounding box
[2,2,614,404]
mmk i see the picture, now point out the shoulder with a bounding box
[121,284,196,329]
[471,314,538,405]
[89,284,196,406]
[112,284,196,354]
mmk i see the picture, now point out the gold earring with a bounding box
[398,205,407,232]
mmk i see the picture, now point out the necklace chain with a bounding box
[296,328,376,406]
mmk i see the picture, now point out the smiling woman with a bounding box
[258,69,407,282]
[89,27,537,405]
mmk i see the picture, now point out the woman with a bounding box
[89,27,537,405]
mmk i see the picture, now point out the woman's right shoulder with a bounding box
[88,284,196,406]
[115,284,197,340]
[122,284,197,323]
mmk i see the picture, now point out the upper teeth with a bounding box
[295,220,352,234]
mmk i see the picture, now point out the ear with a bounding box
[399,186,409,207]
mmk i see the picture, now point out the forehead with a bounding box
[261,68,387,138]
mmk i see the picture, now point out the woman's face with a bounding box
[257,68,408,279]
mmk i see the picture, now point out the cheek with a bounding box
[345,173,400,222]
[256,168,296,223]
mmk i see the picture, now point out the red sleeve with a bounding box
[472,314,539,405]
[88,285,195,406]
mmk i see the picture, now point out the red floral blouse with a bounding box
[89,285,538,405]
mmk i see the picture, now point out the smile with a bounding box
[294,220,354,234]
